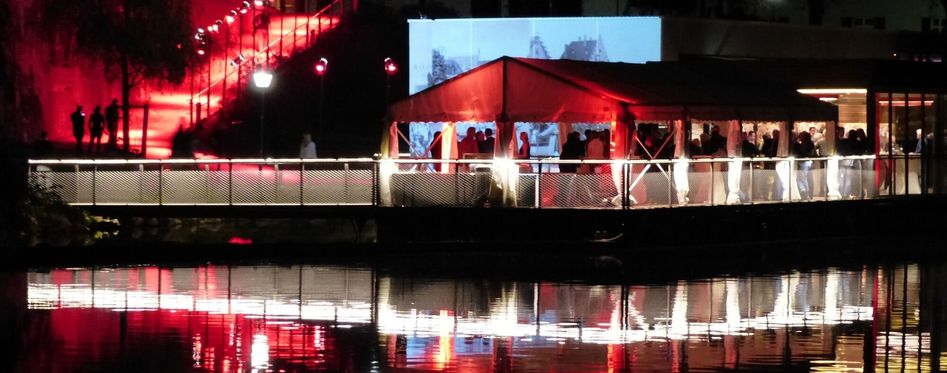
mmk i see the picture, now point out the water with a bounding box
[1,261,940,372]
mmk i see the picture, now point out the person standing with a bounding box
[71,106,86,154]
[458,127,478,158]
[105,99,120,151]
[88,106,105,154]
[481,128,496,154]
[793,131,815,200]
[559,132,583,173]
[299,133,317,158]
[430,131,443,172]
[518,131,532,173]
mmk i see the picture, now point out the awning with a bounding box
[387,57,838,123]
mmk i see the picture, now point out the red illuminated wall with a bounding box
[11,0,335,159]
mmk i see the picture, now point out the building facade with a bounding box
[381,0,947,32]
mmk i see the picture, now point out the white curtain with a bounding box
[824,121,841,200]
[441,122,458,173]
[672,120,689,205]
[726,120,742,204]
[775,121,791,201]
[387,122,399,158]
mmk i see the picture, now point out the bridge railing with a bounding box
[28,155,923,208]
[28,158,376,206]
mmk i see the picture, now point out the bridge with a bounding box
[28,155,925,210]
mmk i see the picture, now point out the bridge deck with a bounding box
[28,155,926,210]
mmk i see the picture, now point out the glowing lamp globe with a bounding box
[253,70,274,89]
[313,58,328,76]
[384,58,398,75]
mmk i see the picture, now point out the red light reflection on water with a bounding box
[23,264,923,372]
[228,236,253,245]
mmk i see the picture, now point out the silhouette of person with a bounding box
[88,106,105,154]
[105,99,120,150]
[458,127,478,158]
[481,128,495,154]
[518,131,531,159]
[430,131,442,172]
[71,106,85,153]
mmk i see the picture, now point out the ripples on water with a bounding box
[2,262,939,372]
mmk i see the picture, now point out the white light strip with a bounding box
[797,88,868,95]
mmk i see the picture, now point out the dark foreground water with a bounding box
[1,259,942,372]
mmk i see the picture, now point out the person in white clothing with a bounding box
[299,133,317,158]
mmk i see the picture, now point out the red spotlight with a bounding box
[313,57,328,76]
[384,57,398,75]
[197,49,206,56]
[225,11,236,23]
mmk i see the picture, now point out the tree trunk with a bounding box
[121,53,131,153]
[120,0,131,154]
[807,0,824,25]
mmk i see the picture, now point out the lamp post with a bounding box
[384,57,398,105]
[253,69,274,156]
[314,57,328,133]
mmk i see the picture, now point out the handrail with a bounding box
[28,155,890,166]
[190,0,344,116]
[27,153,926,208]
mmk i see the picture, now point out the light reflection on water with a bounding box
[6,263,937,372]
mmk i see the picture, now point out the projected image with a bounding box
[409,17,662,94]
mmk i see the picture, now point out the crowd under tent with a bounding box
[382,57,839,206]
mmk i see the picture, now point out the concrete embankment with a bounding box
[3,196,945,275]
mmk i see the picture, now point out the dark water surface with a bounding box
[1,259,941,372]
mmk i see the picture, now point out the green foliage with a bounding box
[17,179,95,247]
[34,0,194,86]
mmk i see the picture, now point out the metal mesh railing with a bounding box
[30,159,375,206]
[30,154,922,209]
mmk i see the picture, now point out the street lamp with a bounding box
[314,57,328,133]
[384,57,397,105]
[253,69,274,156]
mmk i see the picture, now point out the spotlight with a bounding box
[384,57,398,75]
[313,57,328,76]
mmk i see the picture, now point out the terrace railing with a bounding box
[28,155,927,209]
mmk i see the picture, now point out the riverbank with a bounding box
[4,195,945,275]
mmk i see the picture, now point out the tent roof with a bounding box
[387,57,838,123]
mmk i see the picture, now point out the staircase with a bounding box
[142,0,348,158]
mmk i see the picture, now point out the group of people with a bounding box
[70,100,121,154]
[454,127,498,158]
[559,130,609,173]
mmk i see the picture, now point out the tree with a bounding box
[623,0,696,16]
[35,0,193,153]
[937,0,947,17]
[807,0,825,25]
